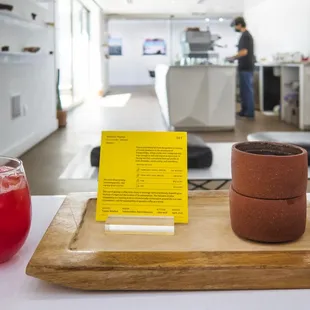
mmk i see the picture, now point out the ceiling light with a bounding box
[205,18,210,22]
[126,0,133,3]
[219,17,224,22]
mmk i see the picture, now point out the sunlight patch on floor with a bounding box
[97,93,132,107]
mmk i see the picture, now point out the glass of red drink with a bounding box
[0,156,31,263]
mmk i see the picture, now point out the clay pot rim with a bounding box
[233,141,306,158]
[231,185,303,201]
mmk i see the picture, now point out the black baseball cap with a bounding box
[231,16,245,27]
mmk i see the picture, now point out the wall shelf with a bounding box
[0,51,49,64]
[0,10,49,29]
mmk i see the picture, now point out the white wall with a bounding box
[108,19,239,86]
[0,0,57,157]
[244,0,310,60]
[100,13,110,94]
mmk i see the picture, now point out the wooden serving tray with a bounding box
[26,191,310,291]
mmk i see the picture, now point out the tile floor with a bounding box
[21,86,299,195]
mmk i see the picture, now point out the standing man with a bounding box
[228,16,255,118]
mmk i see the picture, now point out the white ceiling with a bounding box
[97,0,246,18]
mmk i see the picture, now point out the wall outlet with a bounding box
[11,94,22,119]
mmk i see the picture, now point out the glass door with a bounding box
[57,0,73,110]
[72,0,90,105]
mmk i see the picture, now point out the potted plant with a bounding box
[56,69,67,128]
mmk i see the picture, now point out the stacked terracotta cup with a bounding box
[230,141,308,243]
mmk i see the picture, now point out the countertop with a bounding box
[168,64,237,68]
[1,195,310,310]
[256,62,310,67]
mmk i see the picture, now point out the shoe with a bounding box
[236,111,245,117]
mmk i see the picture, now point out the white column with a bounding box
[100,13,110,95]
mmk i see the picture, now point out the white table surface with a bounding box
[188,143,234,181]
[2,195,310,310]
[188,142,310,181]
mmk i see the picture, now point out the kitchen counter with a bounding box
[255,62,310,130]
[171,64,237,68]
[256,62,310,67]
[155,64,237,131]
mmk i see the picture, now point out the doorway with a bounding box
[58,0,90,110]
[72,0,91,105]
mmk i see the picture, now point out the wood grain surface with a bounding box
[26,191,310,291]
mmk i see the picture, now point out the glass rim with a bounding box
[0,156,23,175]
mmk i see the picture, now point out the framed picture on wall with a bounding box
[109,37,122,56]
[143,38,166,56]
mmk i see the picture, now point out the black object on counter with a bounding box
[31,13,37,20]
[90,147,100,168]
[0,4,13,11]
[148,70,155,78]
[1,46,9,52]
[187,134,213,169]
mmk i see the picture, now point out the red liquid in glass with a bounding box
[0,167,31,263]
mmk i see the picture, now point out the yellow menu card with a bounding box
[96,131,188,223]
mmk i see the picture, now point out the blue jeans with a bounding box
[239,71,254,117]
